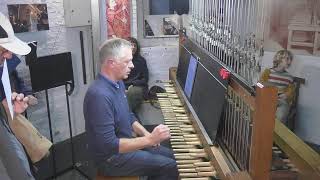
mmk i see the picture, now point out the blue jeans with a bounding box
[97,145,178,180]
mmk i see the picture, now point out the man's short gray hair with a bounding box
[99,38,132,64]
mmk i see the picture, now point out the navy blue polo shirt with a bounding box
[83,73,136,164]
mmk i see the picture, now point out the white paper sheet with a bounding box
[1,60,13,119]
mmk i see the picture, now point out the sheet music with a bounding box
[1,60,14,119]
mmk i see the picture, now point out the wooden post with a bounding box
[249,86,277,180]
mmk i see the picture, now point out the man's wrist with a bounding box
[144,131,151,137]
[145,134,155,146]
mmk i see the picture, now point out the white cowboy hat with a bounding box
[0,12,31,55]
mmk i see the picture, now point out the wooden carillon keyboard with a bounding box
[155,69,320,179]
[157,82,219,180]
[171,20,320,179]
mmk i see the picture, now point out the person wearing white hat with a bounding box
[0,12,35,180]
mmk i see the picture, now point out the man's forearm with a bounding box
[119,121,155,153]
[119,136,152,153]
[119,124,170,153]
[132,121,150,137]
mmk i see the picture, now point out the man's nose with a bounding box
[2,51,12,59]
[129,61,134,69]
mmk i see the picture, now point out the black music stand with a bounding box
[42,83,88,179]
[28,52,88,179]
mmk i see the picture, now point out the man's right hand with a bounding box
[148,124,171,145]
[12,92,29,114]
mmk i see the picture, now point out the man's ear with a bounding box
[105,59,113,66]
[109,60,116,66]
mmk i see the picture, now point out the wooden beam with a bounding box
[274,120,320,179]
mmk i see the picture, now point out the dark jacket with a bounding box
[0,55,32,101]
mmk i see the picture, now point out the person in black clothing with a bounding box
[124,37,149,113]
